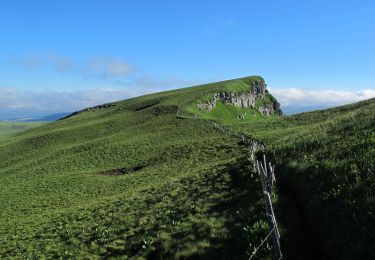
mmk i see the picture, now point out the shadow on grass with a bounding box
[42,154,272,259]
[151,155,271,260]
[275,165,327,260]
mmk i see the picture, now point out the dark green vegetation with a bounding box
[0,76,374,259]
[0,121,45,138]
[230,98,375,259]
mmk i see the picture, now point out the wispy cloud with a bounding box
[11,53,137,79]
[214,17,235,29]
[201,17,236,34]
[133,75,203,89]
[85,57,136,78]
[2,51,205,117]
[0,87,145,114]
[47,54,74,73]
[270,87,375,106]
[13,53,41,70]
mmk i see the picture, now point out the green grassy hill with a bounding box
[0,76,374,259]
[0,76,277,259]
[0,121,45,138]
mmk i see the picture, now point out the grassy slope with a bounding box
[1,75,373,259]
[0,121,45,138]
[231,98,375,259]
[0,76,274,259]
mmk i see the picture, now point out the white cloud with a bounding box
[0,77,201,116]
[0,87,150,114]
[269,88,375,106]
[1,84,374,119]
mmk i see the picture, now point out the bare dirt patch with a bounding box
[98,165,146,176]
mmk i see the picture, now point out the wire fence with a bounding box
[248,227,275,260]
[177,99,282,259]
[213,123,282,259]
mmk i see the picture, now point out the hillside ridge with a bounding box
[0,77,373,259]
[60,76,282,123]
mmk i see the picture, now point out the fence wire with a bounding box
[248,227,275,260]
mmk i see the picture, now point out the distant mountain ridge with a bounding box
[0,112,71,122]
[282,104,331,115]
[24,112,71,122]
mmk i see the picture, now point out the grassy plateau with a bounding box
[0,76,374,259]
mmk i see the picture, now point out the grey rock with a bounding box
[258,102,283,116]
[197,79,282,116]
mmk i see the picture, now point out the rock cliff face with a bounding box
[258,103,282,116]
[197,79,282,116]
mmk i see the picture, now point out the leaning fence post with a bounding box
[263,154,268,177]
[267,162,276,190]
[264,191,282,259]
[262,155,272,193]
[257,161,267,192]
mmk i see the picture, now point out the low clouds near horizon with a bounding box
[270,88,375,107]
[1,86,374,118]
[0,74,203,117]
[2,53,375,116]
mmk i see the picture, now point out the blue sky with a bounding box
[1,0,375,117]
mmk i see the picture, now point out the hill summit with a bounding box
[63,76,282,123]
[195,77,282,116]
[173,76,282,123]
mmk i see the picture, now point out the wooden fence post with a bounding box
[257,161,267,192]
[264,191,282,259]
[256,155,282,259]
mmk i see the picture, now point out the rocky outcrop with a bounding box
[197,79,282,116]
[258,103,282,116]
[197,100,217,112]
[61,103,115,120]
